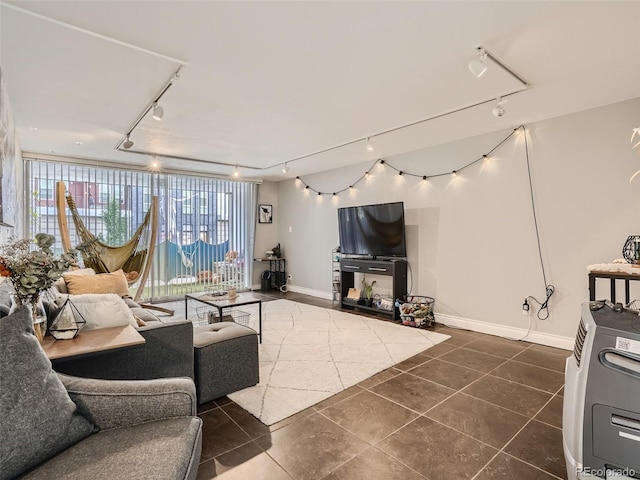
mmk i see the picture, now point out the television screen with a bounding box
[338,202,406,258]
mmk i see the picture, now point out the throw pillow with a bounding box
[0,305,95,479]
[56,268,96,294]
[64,269,130,297]
[56,293,137,330]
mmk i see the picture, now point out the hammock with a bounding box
[56,182,158,303]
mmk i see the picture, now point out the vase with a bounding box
[9,293,47,343]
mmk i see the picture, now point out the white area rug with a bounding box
[228,300,450,425]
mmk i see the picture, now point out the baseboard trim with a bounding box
[251,284,334,301]
[251,285,575,350]
[286,285,333,300]
[435,313,574,351]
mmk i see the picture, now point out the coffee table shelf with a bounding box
[185,293,262,343]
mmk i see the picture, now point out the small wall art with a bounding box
[258,204,273,224]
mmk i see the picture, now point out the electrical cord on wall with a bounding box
[522,126,555,321]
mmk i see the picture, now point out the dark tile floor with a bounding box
[191,291,568,480]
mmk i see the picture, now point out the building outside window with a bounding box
[182,224,193,245]
[199,192,208,215]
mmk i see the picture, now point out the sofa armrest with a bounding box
[53,320,194,381]
[59,373,197,431]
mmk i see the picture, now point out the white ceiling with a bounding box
[1,1,639,181]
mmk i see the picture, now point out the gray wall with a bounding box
[276,98,640,342]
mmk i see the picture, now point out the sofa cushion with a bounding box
[64,269,130,297]
[0,305,95,480]
[56,293,137,330]
[20,417,202,480]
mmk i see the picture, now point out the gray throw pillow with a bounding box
[0,305,95,479]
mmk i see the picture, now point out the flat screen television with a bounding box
[337,201,407,258]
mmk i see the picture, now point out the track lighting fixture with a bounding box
[123,135,134,149]
[366,137,375,152]
[492,97,506,117]
[282,163,290,173]
[468,47,488,78]
[152,102,164,121]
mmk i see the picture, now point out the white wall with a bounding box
[277,98,640,345]
[252,181,280,287]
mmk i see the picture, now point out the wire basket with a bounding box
[397,295,435,328]
[195,307,250,327]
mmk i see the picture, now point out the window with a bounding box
[37,179,54,201]
[216,220,229,244]
[98,183,110,204]
[182,224,193,245]
[26,158,256,299]
[199,192,208,215]
[182,191,192,214]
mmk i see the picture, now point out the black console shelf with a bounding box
[340,258,407,321]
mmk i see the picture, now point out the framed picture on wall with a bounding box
[258,204,273,224]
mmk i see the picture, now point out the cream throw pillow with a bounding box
[65,269,130,297]
[60,293,137,330]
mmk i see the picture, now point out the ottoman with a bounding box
[193,322,259,404]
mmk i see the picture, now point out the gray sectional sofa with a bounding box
[0,281,195,382]
[0,302,202,480]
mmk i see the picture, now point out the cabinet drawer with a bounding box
[340,259,395,275]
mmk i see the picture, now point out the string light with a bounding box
[294,127,522,195]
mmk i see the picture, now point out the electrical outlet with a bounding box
[287,274,292,281]
[522,298,530,316]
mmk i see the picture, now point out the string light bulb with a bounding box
[422,175,427,181]
[233,166,240,178]
[282,163,290,173]
[399,171,403,176]
[452,170,458,177]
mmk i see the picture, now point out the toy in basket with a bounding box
[396,296,435,328]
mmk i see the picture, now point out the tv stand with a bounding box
[340,258,407,320]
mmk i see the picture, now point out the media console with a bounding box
[340,258,407,321]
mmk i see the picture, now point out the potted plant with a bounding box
[361,277,376,307]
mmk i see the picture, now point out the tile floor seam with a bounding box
[316,445,429,480]
[395,371,474,415]
[488,395,564,478]
[201,408,259,461]
[457,383,554,419]
[260,446,298,480]
[507,356,568,374]
[361,381,456,417]
[423,352,512,376]
[486,371,564,395]
[415,414,503,453]
[450,390,532,421]
[455,345,519,361]
[315,404,418,447]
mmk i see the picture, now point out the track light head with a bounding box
[152,102,164,121]
[366,137,375,152]
[282,163,290,173]
[468,47,488,78]
[123,135,134,149]
[492,97,506,117]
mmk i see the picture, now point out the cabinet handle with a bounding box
[369,267,387,272]
[343,265,360,270]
